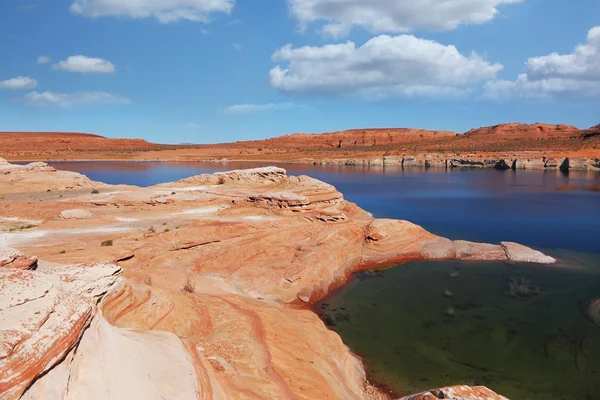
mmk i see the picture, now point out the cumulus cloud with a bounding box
[37,56,51,64]
[269,35,503,99]
[484,26,600,100]
[0,76,38,90]
[53,55,115,73]
[24,91,131,107]
[287,0,521,37]
[223,102,307,114]
[70,0,234,23]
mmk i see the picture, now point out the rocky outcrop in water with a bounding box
[0,160,559,399]
[399,385,509,400]
[0,158,97,193]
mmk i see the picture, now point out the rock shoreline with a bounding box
[291,155,600,171]
[1,158,560,399]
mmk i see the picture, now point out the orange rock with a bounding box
[399,385,509,400]
[0,247,37,270]
[0,161,559,399]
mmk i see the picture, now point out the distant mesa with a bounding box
[1,121,599,160]
[462,123,582,139]
[0,131,159,152]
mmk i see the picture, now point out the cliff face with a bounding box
[258,128,456,148]
[462,123,582,139]
[0,159,557,400]
[1,122,599,163]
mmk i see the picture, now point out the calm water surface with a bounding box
[52,162,600,399]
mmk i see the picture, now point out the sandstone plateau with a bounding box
[1,123,599,165]
[0,158,561,399]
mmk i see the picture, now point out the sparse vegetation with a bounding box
[9,224,37,232]
[59,250,66,254]
[148,226,156,233]
[164,228,170,233]
[217,176,226,185]
[294,244,304,252]
[91,189,99,194]
[182,277,195,293]
[101,240,113,247]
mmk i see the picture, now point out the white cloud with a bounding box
[232,43,243,52]
[70,0,234,23]
[223,102,307,114]
[484,26,600,99]
[24,91,131,107]
[0,76,38,90]
[269,35,503,99]
[53,55,115,73]
[287,0,521,37]
[37,56,51,65]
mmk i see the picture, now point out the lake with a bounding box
[51,161,600,399]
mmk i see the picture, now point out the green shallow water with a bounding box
[315,253,600,399]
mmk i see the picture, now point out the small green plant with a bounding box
[294,244,304,252]
[91,189,99,194]
[101,240,113,247]
[182,277,195,293]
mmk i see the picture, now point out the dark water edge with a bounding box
[314,252,600,399]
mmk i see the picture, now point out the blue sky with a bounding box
[0,0,599,144]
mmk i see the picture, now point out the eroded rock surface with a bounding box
[0,262,121,399]
[0,161,559,399]
[0,247,37,270]
[501,242,556,264]
[0,158,97,194]
[399,385,509,400]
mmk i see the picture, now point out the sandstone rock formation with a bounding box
[399,385,509,400]
[2,122,599,165]
[0,247,37,270]
[0,160,562,399]
[500,242,556,264]
[259,128,456,149]
[0,262,121,399]
[0,158,97,194]
[59,209,93,220]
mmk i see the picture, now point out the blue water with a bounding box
[52,162,600,255]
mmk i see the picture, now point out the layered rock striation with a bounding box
[0,161,560,399]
